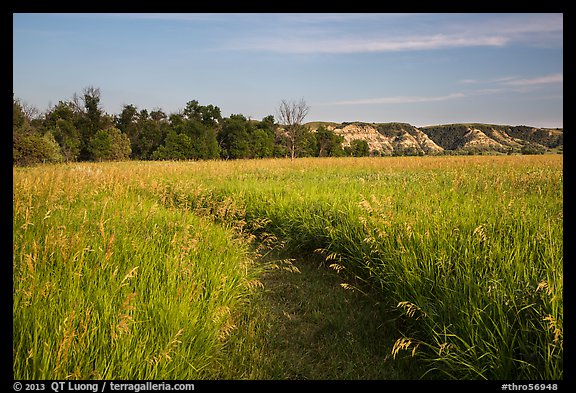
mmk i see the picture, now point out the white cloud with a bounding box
[323,93,466,105]
[458,73,562,88]
[501,73,563,86]
[226,13,562,54]
[233,33,509,54]
[321,72,562,106]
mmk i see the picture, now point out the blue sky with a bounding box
[13,13,563,128]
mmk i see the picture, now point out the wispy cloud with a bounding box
[225,13,562,54]
[325,93,466,105]
[231,33,509,54]
[55,13,228,22]
[459,79,479,84]
[321,72,562,106]
[54,13,562,55]
[459,73,562,87]
[228,34,507,54]
[501,73,563,86]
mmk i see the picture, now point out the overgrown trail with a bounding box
[219,256,422,380]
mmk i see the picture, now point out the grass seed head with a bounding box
[392,337,420,359]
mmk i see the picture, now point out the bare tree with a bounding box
[69,86,102,114]
[276,98,310,160]
[71,92,84,113]
[19,100,40,121]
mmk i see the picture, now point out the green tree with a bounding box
[88,127,132,161]
[250,128,275,158]
[349,139,370,157]
[40,132,64,163]
[116,105,167,160]
[520,143,546,155]
[217,114,278,159]
[150,109,167,122]
[250,115,276,158]
[83,87,104,133]
[13,98,63,166]
[183,100,222,127]
[44,101,76,126]
[297,128,318,157]
[316,126,344,157]
[261,115,276,128]
[188,123,220,160]
[219,114,251,159]
[79,87,102,147]
[70,86,114,160]
[116,105,139,138]
[152,131,193,160]
[13,131,63,166]
[53,119,82,162]
[13,97,27,130]
[43,101,83,162]
[173,101,221,160]
[137,112,169,160]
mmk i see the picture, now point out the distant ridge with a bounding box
[306,122,563,155]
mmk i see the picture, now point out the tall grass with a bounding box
[13,156,562,380]
[144,155,563,379]
[13,164,261,379]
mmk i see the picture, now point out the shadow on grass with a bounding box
[217,254,425,380]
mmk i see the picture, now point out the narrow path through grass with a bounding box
[218,255,424,380]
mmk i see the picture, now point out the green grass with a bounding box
[13,155,563,380]
[213,253,424,380]
[13,164,261,379]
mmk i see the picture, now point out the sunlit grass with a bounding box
[13,155,562,379]
[13,164,261,379]
[144,155,562,379]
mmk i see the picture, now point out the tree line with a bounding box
[13,87,373,166]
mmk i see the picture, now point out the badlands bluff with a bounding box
[306,122,563,155]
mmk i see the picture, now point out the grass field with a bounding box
[13,155,563,380]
